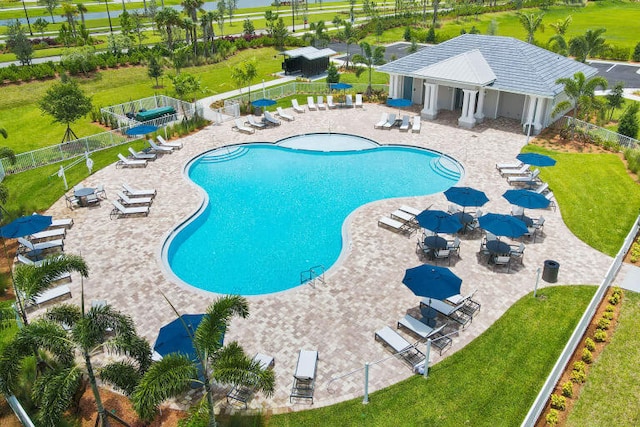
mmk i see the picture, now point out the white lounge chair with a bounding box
[18,237,64,253]
[307,96,317,111]
[117,191,153,206]
[496,160,523,171]
[316,96,326,110]
[500,164,530,177]
[420,298,472,327]
[374,326,425,370]
[399,115,410,132]
[117,153,147,168]
[110,200,150,219]
[30,228,66,242]
[378,216,413,236]
[290,349,318,403]
[147,140,173,154]
[374,113,388,129]
[227,352,275,408]
[345,94,354,108]
[412,116,421,133]
[247,115,266,129]
[276,107,295,121]
[157,135,183,149]
[264,111,281,126]
[545,191,557,211]
[233,118,255,134]
[48,218,74,229]
[355,93,363,108]
[390,209,418,228]
[326,95,336,109]
[533,182,549,194]
[397,314,445,339]
[17,254,72,282]
[383,113,397,129]
[128,147,157,161]
[122,183,156,198]
[446,290,481,317]
[507,169,541,185]
[291,99,305,113]
[399,205,422,216]
[28,284,72,308]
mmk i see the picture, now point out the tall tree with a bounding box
[33,17,50,36]
[155,7,182,50]
[76,2,87,26]
[226,0,237,25]
[230,59,258,104]
[101,0,114,33]
[131,296,275,427]
[618,103,639,139]
[39,76,93,143]
[550,15,571,35]
[336,19,357,68]
[147,54,164,88]
[553,72,608,132]
[38,0,59,23]
[606,82,625,121]
[303,20,329,48]
[200,11,216,57]
[273,17,288,50]
[432,0,440,28]
[182,0,204,22]
[7,21,34,66]
[214,0,226,35]
[517,12,544,44]
[569,28,607,63]
[352,42,385,96]
[60,2,78,37]
[264,10,278,37]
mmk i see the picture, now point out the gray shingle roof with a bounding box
[378,34,598,97]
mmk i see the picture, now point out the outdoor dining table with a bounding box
[424,235,448,250]
[453,212,474,233]
[74,187,96,207]
[486,240,511,256]
[512,214,534,227]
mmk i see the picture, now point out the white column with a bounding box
[389,75,398,99]
[474,89,486,123]
[421,83,439,120]
[523,95,538,134]
[533,97,545,134]
[458,89,478,129]
[395,76,403,99]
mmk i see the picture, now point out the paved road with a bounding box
[587,61,640,88]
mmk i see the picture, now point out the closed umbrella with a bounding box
[415,210,463,234]
[478,213,528,239]
[516,153,556,167]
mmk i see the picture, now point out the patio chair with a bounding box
[65,194,80,210]
[533,215,545,234]
[122,183,156,198]
[374,113,388,129]
[117,191,153,206]
[264,111,281,126]
[496,160,523,171]
[276,107,295,121]
[227,353,274,408]
[493,255,512,272]
[291,99,305,113]
[446,289,481,317]
[307,96,317,111]
[110,200,150,220]
[345,94,354,108]
[545,192,557,211]
[509,242,525,265]
[355,93,363,108]
[433,249,452,265]
[247,115,266,129]
[383,113,397,129]
[420,299,472,328]
[326,95,337,109]
[411,116,421,133]
[48,218,74,229]
[374,326,425,370]
[500,164,531,177]
[128,147,157,161]
[30,228,66,243]
[378,216,414,237]
[157,135,183,149]
[117,153,148,168]
[316,96,326,110]
[447,204,460,214]
[233,118,255,134]
[290,349,318,403]
[507,169,541,185]
[511,206,524,217]
[18,237,64,254]
[399,115,410,132]
[147,139,173,154]
[447,237,461,258]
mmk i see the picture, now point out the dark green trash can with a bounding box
[542,260,560,283]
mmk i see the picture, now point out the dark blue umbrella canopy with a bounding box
[478,213,528,238]
[126,125,158,136]
[503,189,550,209]
[387,98,412,108]
[251,98,277,107]
[416,210,463,234]
[330,82,353,90]
[402,265,462,300]
[0,214,52,238]
[154,314,206,361]
[516,153,556,167]
[444,186,489,208]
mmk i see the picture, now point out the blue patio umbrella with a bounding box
[125,125,158,136]
[415,210,463,234]
[330,82,353,90]
[154,314,207,361]
[251,98,277,108]
[387,98,413,115]
[444,186,489,210]
[0,214,52,238]
[402,265,462,300]
[503,189,550,210]
[478,213,528,239]
[516,153,556,167]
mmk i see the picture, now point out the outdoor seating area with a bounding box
[290,349,318,404]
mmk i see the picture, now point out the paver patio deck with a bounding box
[38,103,614,415]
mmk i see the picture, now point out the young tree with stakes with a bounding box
[39,76,93,143]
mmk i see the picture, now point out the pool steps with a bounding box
[431,157,462,180]
[199,147,249,163]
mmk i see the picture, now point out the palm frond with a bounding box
[32,365,82,427]
[212,343,275,397]
[195,295,248,355]
[0,345,24,395]
[0,304,16,330]
[46,303,82,328]
[99,361,141,396]
[14,254,89,301]
[16,319,75,365]
[107,332,152,373]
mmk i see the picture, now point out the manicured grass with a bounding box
[521,144,640,257]
[566,291,640,427]
[0,301,18,351]
[268,286,595,427]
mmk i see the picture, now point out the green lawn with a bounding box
[566,291,640,427]
[267,286,595,427]
[521,145,640,257]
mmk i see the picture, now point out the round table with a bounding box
[74,187,96,207]
[424,235,448,250]
[486,240,511,255]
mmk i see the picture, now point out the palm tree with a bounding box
[550,15,572,35]
[181,0,204,22]
[155,7,182,50]
[517,12,544,44]
[336,20,358,68]
[101,0,113,33]
[553,71,608,136]
[569,28,607,63]
[76,2,87,26]
[352,42,385,96]
[131,295,275,426]
[60,2,79,37]
[303,20,329,48]
[0,301,151,427]
[200,11,216,57]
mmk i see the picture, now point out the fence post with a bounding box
[362,362,369,404]
[534,267,541,297]
[423,339,432,379]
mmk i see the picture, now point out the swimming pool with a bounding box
[164,133,462,295]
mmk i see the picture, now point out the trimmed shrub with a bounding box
[551,393,567,410]
[546,409,559,426]
[602,310,614,320]
[582,348,593,364]
[570,368,587,383]
[597,317,611,330]
[605,304,615,313]
[608,294,620,305]
[594,329,607,342]
[584,337,596,351]
[561,381,573,398]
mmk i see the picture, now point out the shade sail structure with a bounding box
[154,314,205,361]
[503,189,550,210]
[0,214,52,238]
[516,153,556,167]
[478,213,528,238]
[251,98,277,108]
[444,186,489,208]
[416,210,463,234]
[125,125,158,136]
[402,265,462,300]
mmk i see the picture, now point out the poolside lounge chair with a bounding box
[110,200,150,219]
[496,160,523,171]
[247,115,266,129]
[30,228,66,242]
[290,349,318,403]
[500,164,531,177]
[233,118,255,134]
[17,254,72,283]
[227,353,274,408]
[122,183,156,199]
[345,94,354,108]
[326,95,337,109]
[307,96,317,111]
[117,153,147,168]
[383,113,397,129]
[446,289,481,317]
[420,298,472,328]
[507,169,540,185]
[25,284,72,309]
[147,140,173,154]
[545,192,557,211]
[128,147,157,161]
[374,326,425,370]
[399,115,410,132]
[355,93,363,108]
[397,317,452,355]
[117,191,153,206]
[18,237,64,254]
[412,116,421,133]
[390,209,418,228]
[291,99,305,113]
[157,135,183,149]
[316,96,326,110]
[374,113,388,129]
[276,107,295,121]
[378,216,414,236]
[48,218,74,230]
[533,182,549,194]
[399,204,430,216]
[264,111,281,126]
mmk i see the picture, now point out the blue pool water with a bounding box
[165,135,462,295]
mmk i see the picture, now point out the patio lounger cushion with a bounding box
[122,183,156,198]
[345,94,354,108]
[397,314,437,339]
[374,113,388,129]
[117,153,148,168]
[500,164,531,177]
[128,147,157,161]
[49,218,74,229]
[30,228,66,242]
[276,107,295,121]
[496,161,523,171]
[420,298,472,327]
[117,191,153,206]
[307,96,317,111]
[326,95,336,109]
[316,96,326,110]
[390,210,418,227]
[378,216,414,236]
[507,169,540,184]
[28,284,72,308]
[248,115,266,129]
[110,200,150,219]
[383,113,397,129]
[375,326,425,370]
[234,118,255,134]
[291,99,305,113]
[355,93,363,108]
[290,350,318,403]
[411,116,421,133]
[399,115,410,132]
[147,140,173,154]
[18,237,64,254]
[399,205,423,216]
[264,111,281,126]
[157,135,183,149]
